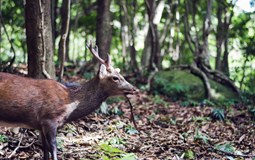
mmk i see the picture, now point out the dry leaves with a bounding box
[0,93,254,159]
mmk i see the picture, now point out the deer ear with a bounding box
[98,64,108,79]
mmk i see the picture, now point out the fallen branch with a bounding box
[8,134,24,159]
[19,139,35,149]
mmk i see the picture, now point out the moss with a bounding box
[151,70,239,102]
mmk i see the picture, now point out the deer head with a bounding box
[86,42,137,96]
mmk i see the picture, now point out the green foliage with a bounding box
[100,102,109,115]
[147,113,156,123]
[152,95,169,106]
[83,72,94,80]
[202,99,216,106]
[248,106,255,121]
[103,97,126,116]
[108,137,126,146]
[151,71,204,101]
[63,124,78,135]
[241,92,255,105]
[56,137,64,151]
[106,97,125,105]
[184,150,195,159]
[211,108,225,121]
[192,116,211,123]
[111,106,124,116]
[125,125,138,135]
[97,143,137,160]
[0,134,8,143]
[180,100,199,107]
[215,143,235,154]
[194,129,209,144]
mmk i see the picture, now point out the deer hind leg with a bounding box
[41,120,58,160]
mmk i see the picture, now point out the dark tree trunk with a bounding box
[183,0,240,99]
[215,0,224,71]
[221,35,230,76]
[215,0,235,76]
[96,0,112,60]
[25,0,55,79]
[129,0,140,74]
[119,0,128,71]
[200,0,212,68]
[146,0,160,71]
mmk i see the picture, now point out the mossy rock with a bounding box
[150,70,239,101]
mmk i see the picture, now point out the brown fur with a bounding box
[0,73,70,129]
[0,64,136,160]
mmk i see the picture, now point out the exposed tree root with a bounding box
[170,63,240,99]
[200,64,240,96]
[190,63,212,100]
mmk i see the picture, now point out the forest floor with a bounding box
[0,92,255,160]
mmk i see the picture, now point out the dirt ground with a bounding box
[0,93,254,160]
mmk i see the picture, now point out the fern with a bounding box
[211,108,225,121]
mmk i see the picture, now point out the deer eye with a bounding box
[112,76,119,82]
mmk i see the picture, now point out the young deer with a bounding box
[0,43,137,160]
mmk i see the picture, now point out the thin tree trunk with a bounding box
[58,0,71,81]
[129,0,139,74]
[119,0,128,71]
[240,54,249,90]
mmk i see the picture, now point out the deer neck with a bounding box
[66,77,109,122]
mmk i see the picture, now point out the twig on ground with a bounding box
[8,134,23,158]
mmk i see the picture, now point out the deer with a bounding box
[0,43,138,160]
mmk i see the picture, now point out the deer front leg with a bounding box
[41,131,50,160]
[41,120,58,160]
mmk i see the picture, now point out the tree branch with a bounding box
[0,12,16,69]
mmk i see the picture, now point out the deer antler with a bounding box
[86,41,105,64]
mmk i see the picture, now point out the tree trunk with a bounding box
[200,0,212,68]
[52,0,58,52]
[141,0,161,71]
[215,0,223,71]
[221,35,230,76]
[96,0,112,60]
[129,0,140,74]
[215,0,235,76]
[58,0,71,81]
[119,0,128,71]
[25,0,55,79]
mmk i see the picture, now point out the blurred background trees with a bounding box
[0,0,255,102]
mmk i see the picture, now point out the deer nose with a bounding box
[131,87,139,94]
